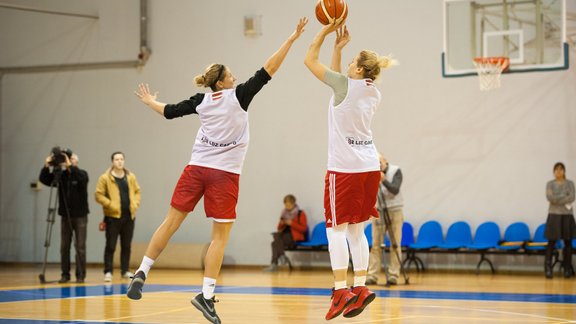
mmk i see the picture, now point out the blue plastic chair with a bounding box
[405,221,444,271]
[525,224,548,251]
[466,221,501,274]
[365,223,373,248]
[409,221,443,249]
[437,221,473,249]
[497,222,531,251]
[467,222,501,250]
[297,221,328,247]
[402,222,415,247]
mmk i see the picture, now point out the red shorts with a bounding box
[171,165,240,221]
[324,170,380,228]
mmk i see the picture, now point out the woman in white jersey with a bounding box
[304,22,396,320]
[128,18,308,324]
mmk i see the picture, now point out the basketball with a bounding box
[315,0,348,25]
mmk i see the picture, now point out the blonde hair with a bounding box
[357,50,398,80]
[194,63,226,91]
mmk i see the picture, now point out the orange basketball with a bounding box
[315,0,348,25]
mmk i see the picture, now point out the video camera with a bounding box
[49,146,73,167]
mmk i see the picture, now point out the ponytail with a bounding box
[194,63,226,91]
[357,50,398,80]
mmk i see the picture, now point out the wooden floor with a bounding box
[0,264,575,323]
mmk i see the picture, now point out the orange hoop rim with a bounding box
[473,57,510,71]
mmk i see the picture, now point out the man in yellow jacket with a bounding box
[95,151,141,282]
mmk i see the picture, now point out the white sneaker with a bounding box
[104,272,112,282]
[122,271,134,279]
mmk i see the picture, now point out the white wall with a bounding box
[1,0,575,268]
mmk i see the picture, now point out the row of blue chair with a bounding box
[290,220,571,274]
[401,221,570,273]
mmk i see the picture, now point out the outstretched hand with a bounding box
[134,83,158,106]
[289,17,309,42]
[334,25,350,50]
[322,17,346,35]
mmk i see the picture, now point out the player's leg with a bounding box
[191,220,233,324]
[326,223,358,320]
[343,171,379,317]
[127,165,203,300]
[191,167,238,324]
[126,206,188,299]
[343,222,376,318]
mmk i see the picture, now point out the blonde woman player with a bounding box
[129,18,308,324]
[304,22,396,320]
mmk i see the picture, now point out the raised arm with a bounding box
[330,26,350,73]
[134,83,166,115]
[263,17,308,77]
[304,21,344,81]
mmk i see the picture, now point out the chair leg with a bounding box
[476,253,495,275]
[404,250,423,273]
[414,256,425,272]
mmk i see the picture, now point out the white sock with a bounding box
[354,275,366,287]
[334,280,347,290]
[202,277,217,299]
[136,256,155,277]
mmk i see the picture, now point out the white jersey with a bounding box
[327,78,380,173]
[189,89,249,174]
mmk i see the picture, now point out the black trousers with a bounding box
[546,240,573,270]
[270,228,295,264]
[60,216,87,280]
[104,215,135,274]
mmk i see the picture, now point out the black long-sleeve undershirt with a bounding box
[163,67,271,119]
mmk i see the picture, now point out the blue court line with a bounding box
[1,284,575,304]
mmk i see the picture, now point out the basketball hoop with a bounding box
[472,57,510,91]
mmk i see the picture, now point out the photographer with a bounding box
[366,153,404,286]
[39,147,90,283]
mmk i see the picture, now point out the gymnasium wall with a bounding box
[1,0,575,269]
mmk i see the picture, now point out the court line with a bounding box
[1,284,575,305]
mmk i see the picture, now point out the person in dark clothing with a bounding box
[544,162,575,279]
[264,194,308,272]
[39,150,89,283]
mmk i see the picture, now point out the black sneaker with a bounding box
[58,276,70,284]
[191,293,221,324]
[126,271,146,300]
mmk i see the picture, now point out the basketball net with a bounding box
[472,57,510,91]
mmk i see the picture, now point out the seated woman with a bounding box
[264,194,308,271]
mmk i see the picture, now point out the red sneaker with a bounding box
[325,288,358,320]
[343,286,376,318]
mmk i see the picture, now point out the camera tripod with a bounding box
[377,191,410,285]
